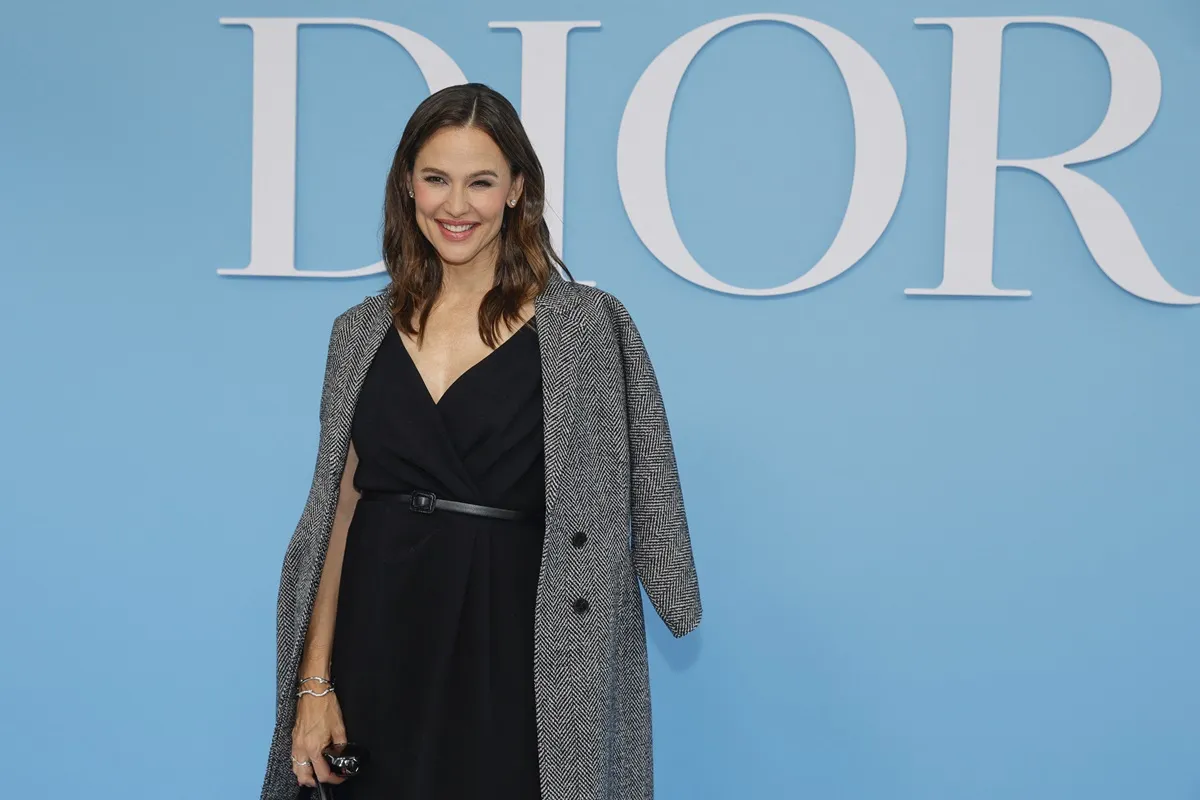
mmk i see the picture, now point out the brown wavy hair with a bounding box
[380,83,573,348]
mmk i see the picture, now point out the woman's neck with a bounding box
[438,255,498,301]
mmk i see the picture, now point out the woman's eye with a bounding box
[421,176,492,188]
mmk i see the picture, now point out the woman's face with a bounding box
[409,125,523,273]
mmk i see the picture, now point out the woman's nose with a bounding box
[444,184,471,217]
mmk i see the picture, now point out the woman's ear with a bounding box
[509,173,525,206]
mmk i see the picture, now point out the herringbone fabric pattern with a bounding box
[261,269,702,800]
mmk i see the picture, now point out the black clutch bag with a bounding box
[313,742,370,800]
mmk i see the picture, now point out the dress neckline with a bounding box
[391,317,536,408]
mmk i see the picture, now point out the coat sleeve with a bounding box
[607,294,702,638]
[281,312,346,668]
[263,314,348,799]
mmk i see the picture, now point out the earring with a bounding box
[408,190,414,198]
[508,198,516,207]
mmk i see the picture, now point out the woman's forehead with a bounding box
[415,127,507,173]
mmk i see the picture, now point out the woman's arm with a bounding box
[297,441,361,679]
[290,441,358,788]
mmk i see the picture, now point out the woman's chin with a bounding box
[435,247,480,267]
[431,237,499,268]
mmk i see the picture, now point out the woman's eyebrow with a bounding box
[419,167,499,179]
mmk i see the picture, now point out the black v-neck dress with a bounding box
[328,318,544,799]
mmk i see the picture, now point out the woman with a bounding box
[260,83,702,800]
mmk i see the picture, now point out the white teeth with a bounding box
[441,222,474,232]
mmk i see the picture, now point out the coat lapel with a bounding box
[335,294,392,436]
[328,269,582,520]
[534,269,582,523]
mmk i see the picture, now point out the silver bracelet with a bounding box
[297,685,336,698]
[297,675,331,686]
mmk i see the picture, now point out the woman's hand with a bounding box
[290,689,349,788]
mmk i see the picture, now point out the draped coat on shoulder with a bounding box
[261,269,703,800]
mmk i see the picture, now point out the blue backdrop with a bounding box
[3,0,1199,797]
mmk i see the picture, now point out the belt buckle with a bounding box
[409,490,437,514]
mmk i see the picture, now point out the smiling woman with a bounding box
[261,83,702,800]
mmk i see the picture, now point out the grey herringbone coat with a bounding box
[261,268,702,800]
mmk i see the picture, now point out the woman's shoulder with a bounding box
[567,281,637,331]
[345,289,390,320]
[332,289,390,327]
[565,280,658,367]
[320,290,390,351]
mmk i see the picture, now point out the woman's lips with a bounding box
[436,220,480,242]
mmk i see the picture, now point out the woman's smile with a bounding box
[435,218,480,241]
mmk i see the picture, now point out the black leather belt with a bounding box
[357,488,536,522]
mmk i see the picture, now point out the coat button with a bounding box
[573,597,590,614]
[571,531,588,548]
